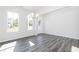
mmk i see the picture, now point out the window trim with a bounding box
[7,11,19,32]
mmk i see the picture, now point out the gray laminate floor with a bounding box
[0,34,79,52]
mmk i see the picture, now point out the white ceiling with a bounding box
[23,6,66,15]
[23,6,45,12]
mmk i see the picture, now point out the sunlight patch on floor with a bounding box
[0,42,16,52]
[29,41,35,47]
[71,46,79,52]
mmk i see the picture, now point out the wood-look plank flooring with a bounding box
[0,34,79,52]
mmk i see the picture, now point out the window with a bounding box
[27,13,34,30]
[27,13,39,30]
[7,11,19,32]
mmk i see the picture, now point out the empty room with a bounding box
[0,6,79,52]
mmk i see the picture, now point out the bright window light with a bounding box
[27,13,39,30]
[7,11,19,32]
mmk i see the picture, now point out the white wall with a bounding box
[0,6,35,42]
[35,6,64,15]
[44,7,79,39]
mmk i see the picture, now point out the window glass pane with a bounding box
[27,13,40,30]
[7,12,19,32]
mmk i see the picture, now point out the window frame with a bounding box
[7,11,19,32]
